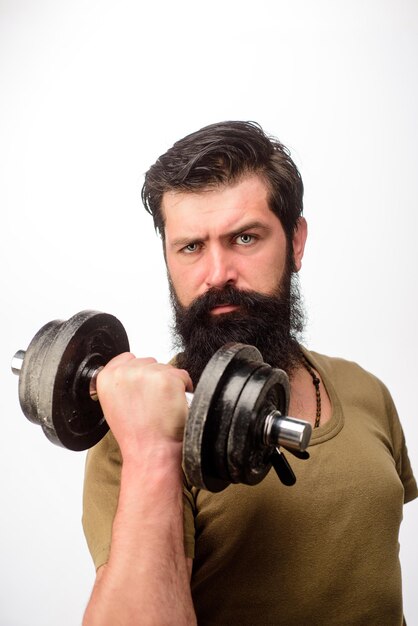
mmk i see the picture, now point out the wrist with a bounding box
[120,438,184,486]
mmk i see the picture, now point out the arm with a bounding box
[92,557,194,594]
[83,353,196,626]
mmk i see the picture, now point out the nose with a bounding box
[205,246,238,289]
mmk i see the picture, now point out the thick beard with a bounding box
[169,263,306,388]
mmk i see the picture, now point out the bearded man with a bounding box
[82,121,417,626]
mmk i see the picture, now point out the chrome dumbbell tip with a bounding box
[264,411,312,452]
[11,350,26,376]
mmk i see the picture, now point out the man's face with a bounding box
[161,174,308,385]
[163,174,307,308]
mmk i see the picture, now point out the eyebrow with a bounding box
[170,220,271,249]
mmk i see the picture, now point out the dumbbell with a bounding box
[12,310,312,492]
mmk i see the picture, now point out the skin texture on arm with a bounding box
[93,558,194,592]
[83,353,196,626]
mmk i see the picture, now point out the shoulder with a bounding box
[303,348,392,402]
[304,348,373,378]
[302,347,403,439]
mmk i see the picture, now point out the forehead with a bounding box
[162,175,280,238]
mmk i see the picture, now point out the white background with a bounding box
[1,1,417,624]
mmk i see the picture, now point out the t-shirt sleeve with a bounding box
[182,475,196,559]
[381,382,418,504]
[82,430,122,570]
[398,435,417,504]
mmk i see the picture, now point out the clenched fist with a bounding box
[96,353,193,461]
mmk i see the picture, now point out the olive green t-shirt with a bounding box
[83,350,417,625]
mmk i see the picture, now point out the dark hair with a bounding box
[141,120,304,243]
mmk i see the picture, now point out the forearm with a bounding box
[83,442,196,626]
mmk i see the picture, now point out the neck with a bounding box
[288,358,331,428]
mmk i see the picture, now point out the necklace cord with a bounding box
[302,357,322,428]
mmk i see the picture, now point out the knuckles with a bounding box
[97,355,186,400]
[95,355,189,446]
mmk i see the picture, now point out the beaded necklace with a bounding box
[302,357,321,428]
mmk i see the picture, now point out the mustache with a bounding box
[177,284,283,319]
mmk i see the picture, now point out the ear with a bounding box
[292,217,308,272]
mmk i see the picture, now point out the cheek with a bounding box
[168,263,201,306]
[244,250,286,292]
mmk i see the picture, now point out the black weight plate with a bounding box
[211,358,263,483]
[36,310,129,450]
[183,343,263,491]
[227,365,290,485]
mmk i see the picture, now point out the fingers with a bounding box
[176,368,194,394]
[96,354,192,454]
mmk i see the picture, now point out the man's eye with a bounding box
[182,242,200,254]
[236,234,255,245]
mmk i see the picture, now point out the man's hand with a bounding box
[96,353,193,460]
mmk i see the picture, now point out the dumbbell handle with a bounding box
[12,350,312,453]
